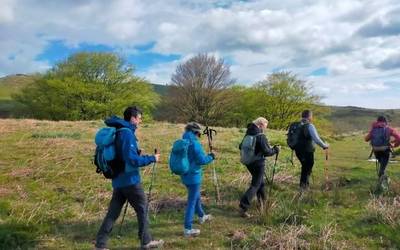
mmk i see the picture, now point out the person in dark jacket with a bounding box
[294,110,329,191]
[94,106,164,250]
[239,117,280,218]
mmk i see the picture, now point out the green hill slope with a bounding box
[1,119,399,249]
[1,74,399,134]
[329,106,400,133]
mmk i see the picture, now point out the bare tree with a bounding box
[168,54,235,124]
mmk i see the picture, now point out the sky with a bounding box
[0,0,399,109]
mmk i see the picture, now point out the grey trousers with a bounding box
[95,184,152,248]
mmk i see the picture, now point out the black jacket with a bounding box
[240,123,277,160]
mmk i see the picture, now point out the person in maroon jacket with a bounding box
[365,116,400,179]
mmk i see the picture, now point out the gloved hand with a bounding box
[273,145,280,154]
[209,152,216,160]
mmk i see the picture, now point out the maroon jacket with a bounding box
[365,121,400,148]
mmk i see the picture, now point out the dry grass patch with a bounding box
[366,196,400,227]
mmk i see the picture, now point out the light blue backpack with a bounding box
[169,139,190,175]
[93,127,130,178]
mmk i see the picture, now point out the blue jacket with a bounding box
[104,116,156,188]
[180,131,214,185]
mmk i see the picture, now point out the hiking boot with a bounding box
[142,239,164,249]
[239,208,252,218]
[184,228,201,237]
[199,214,212,224]
[379,175,389,191]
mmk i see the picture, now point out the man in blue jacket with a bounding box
[95,106,164,250]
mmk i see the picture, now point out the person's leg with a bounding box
[377,150,390,177]
[239,162,264,211]
[184,184,198,230]
[295,150,308,188]
[304,152,314,187]
[95,188,126,248]
[256,164,266,204]
[122,184,152,246]
[193,184,205,218]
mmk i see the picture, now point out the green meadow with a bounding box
[0,119,399,249]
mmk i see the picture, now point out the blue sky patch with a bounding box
[310,67,328,76]
[35,40,180,73]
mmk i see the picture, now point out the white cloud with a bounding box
[0,0,399,108]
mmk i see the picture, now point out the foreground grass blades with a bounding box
[0,119,399,249]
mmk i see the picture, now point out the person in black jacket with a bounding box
[239,117,280,218]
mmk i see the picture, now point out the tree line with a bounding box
[14,52,331,131]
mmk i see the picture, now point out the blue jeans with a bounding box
[184,184,205,230]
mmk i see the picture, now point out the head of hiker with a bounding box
[253,117,268,132]
[185,122,202,137]
[377,115,387,124]
[302,109,313,122]
[124,106,142,126]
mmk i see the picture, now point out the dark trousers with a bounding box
[239,160,265,211]
[295,150,314,188]
[374,150,391,177]
[95,184,152,248]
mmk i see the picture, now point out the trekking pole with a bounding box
[117,201,129,238]
[323,149,330,190]
[203,126,221,204]
[368,149,374,159]
[147,148,158,205]
[268,151,279,199]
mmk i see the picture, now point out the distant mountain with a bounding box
[1,74,399,133]
[328,106,400,133]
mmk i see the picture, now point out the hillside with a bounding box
[1,119,400,249]
[329,106,400,134]
[1,74,399,134]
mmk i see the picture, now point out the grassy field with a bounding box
[0,119,400,249]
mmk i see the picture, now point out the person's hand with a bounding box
[154,153,160,162]
[323,145,329,150]
[273,145,281,154]
[209,152,216,160]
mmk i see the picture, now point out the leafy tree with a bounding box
[256,71,321,129]
[167,54,235,125]
[14,52,159,120]
[219,85,267,127]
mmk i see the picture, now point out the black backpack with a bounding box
[287,122,308,150]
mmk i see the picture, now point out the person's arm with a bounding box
[389,127,400,147]
[308,124,328,149]
[365,128,372,142]
[259,134,277,157]
[121,131,156,167]
[193,141,214,166]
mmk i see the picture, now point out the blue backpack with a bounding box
[93,127,130,179]
[371,127,390,152]
[169,139,190,175]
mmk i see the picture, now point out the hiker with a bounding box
[292,110,329,191]
[365,116,400,179]
[239,117,280,218]
[180,122,215,237]
[94,106,164,250]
